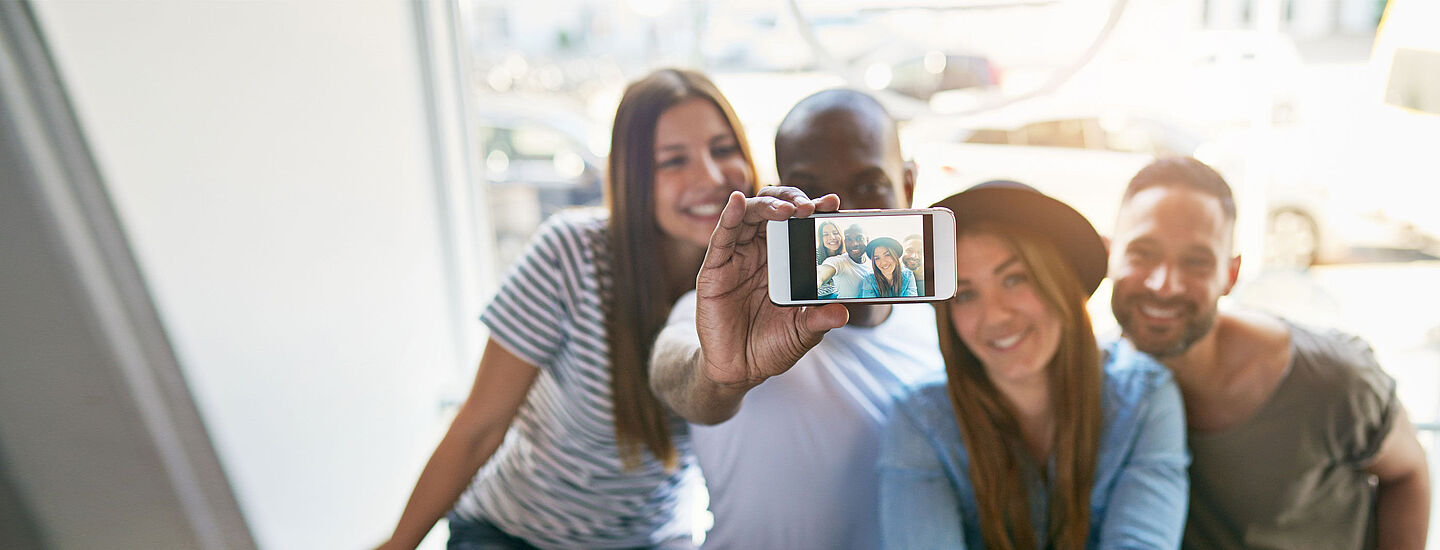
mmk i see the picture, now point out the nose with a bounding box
[1143,263,1181,297]
[978,290,1014,328]
[695,150,726,189]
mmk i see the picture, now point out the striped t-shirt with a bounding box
[454,209,699,549]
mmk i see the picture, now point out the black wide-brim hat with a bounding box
[865,236,903,262]
[930,180,1107,297]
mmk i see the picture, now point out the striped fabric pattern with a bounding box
[453,209,698,549]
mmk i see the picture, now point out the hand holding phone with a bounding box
[692,188,850,390]
[766,209,957,305]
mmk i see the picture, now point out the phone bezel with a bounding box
[767,208,956,306]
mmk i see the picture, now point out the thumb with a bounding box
[797,303,848,343]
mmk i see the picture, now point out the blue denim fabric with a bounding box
[447,511,541,550]
[859,268,918,298]
[878,346,1190,549]
[446,511,699,550]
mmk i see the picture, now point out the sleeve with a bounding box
[1332,332,1400,468]
[478,215,576,371]
[878,400,968,550]
[859,276,878,298]
[1097,374,1191,550]
[902,269,918,297]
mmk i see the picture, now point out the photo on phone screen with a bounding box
[788,213,934,301]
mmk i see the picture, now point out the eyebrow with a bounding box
[657,132,734,154]
[956,255,1020,286]
[994,256,1020,274]
[849,167,890,184]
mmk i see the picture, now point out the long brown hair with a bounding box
[816,221,843,263]
[871,238,904,297]
[605,68,756,470]
[933,223,1103,550]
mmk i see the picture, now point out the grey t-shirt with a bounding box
[1180,321,1398,550]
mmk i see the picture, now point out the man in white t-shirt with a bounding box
[649,89,943,549]
[818,224,872,298]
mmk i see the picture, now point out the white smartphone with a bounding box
[767,208,957,306]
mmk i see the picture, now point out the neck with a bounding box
[1154,319,1226,390]
[993,375,1054,459]
[660,236,706,301]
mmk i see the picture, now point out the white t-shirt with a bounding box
[668,292,943,550]
[821,253,872,299]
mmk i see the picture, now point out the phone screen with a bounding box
[788,213,936,301]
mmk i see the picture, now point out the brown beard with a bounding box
[1112,293,1217,358]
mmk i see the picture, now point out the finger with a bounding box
[742,196,798,224]
[756,185,812,202]
[703,191,750,268]
[797,303,849,341]
[814,194,841,212]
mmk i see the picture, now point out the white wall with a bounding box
[32,2,482,548]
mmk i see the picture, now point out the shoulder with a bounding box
[1288,321,1381,372]
[891,371,955,431]
[1285,320,1392,397]
[822,255,845,268]
[1102,342,1177,411]
[520,208,610,273]
[539,208,609,246]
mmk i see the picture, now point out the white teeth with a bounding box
[990,330,1026,350]
[687,204,722,216]
[1140,305,1181,319]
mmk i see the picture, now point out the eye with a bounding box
[711,143,741,158]
[856,180,890,196]
[657,155,686,170]
[953,289,977,304]
[1182,256,1213,271]
[1003,272,1029,288]
[1127,247,1158,263]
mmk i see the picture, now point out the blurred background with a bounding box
[1,0,1436,548]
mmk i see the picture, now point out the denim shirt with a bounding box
[860,267,918,298]
[878,345,1190,550]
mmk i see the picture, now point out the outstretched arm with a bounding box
[818,264,837,287]
[650,187,847,424]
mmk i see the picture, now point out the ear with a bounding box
[1222,254,1242,295]
[902,159,917,207]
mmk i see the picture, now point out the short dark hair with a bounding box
[1122,157,1236,224]
[845,223,865,236]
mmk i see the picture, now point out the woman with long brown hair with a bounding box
[859,236,918,298]
[816,220,844,299]
[378,68,756,550]
[879,182,1189,549]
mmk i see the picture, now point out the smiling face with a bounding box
[652,97,754,247]
[1108,185,1240,358]
[950,232,1063,388]
[873,245,899,278]
[821,223,843,254]
[844,226,868,262]
[902,237,924,273]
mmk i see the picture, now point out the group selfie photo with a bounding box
[381,60,1434,550]
[372,0,1440,544]
[18,1,1432,549]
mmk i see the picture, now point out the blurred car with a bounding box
[476,95,606,268]
[860,50,1000,102]
[902,103,1372,269]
